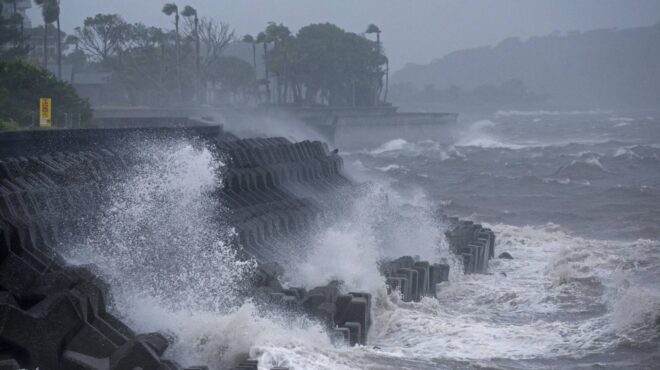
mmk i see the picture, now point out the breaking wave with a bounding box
[554,156,610,179]
[495,109,612,117]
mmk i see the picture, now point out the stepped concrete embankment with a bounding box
[0,126,493,370]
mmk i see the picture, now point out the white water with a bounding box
[58,116,660,369]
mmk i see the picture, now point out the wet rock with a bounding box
[498,252,514,259]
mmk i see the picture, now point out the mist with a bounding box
[2,1,660,370]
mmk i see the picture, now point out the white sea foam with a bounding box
[376,164,404,172]
[495,109,612,117]
[124,297,338,369]
[367,223,660,361]
[56,134,660,369]
[289,183,453,293]
[609,117,635,122]
[369,138,410,154]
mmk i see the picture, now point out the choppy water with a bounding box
[335,110,660,369]
[64,111,660,369]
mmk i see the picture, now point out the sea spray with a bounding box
[65,138,255,311]
[287,180,457,293]
[57,138,273,367]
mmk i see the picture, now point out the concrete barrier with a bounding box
[444,217,496,274]
[0,128,495,369]
[380,256,451,301]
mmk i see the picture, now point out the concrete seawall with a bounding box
[0,127,493,370]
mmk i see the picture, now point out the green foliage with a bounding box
[76,14,128,62]
[366,24,381,34]
[266,22,386,106]
[181,5,196,18]
[0,3,29,60]
[60,10,384,107]
[207,56,255,90]
[0,61,92,129]
[162,3,179,16]
[34,0,59,24]
[0,120,19,131]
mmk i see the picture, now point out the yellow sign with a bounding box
[40,98,52,128]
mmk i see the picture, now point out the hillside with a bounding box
[391,22,660,109]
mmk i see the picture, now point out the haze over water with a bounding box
[61,110,660,369]
[19,1,658,368]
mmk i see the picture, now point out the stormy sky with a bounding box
[27,0,660,71]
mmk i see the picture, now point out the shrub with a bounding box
[0,60,92,129]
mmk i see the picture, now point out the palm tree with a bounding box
[55,0,62,80]
[182,5,199,102]
[34,0,59,71]
[242,34,257,80]
[4,0,24,47]
[264,23,291,104]
[181,6,199,78]
[256,31,270,102]
[366,23,387,104]
[366,24,381,45]
[162,3,182,100]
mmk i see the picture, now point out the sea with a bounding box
[65,110,660,369]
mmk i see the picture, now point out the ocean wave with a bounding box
[612,145,660,162]
[554,156,610,179]
[361,138,469,162]
[456,119,623,150]
[609,116,635,122]
[368,138,413,154]
[455,119,531,149]
[376,164,405,172]
[361,222,660,363]
[456,137,529,150]
[542,177,572,185]
[495,109,612,117]
[614,146,639,159]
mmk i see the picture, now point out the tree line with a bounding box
[1,1,389,108]
[244,22,388,106]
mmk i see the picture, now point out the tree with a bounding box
[162,3,182,100]
[197,18,234,66]
[181,5,199,102]
[34,0,59,69]
[3,0,19,38]
[181,6,199,78]
[242,34,257,80]
[55,0,62,79]
[366,23,387,104]
[256,31,270,101]
[268,23,385,106]
[206,56,255,104]
[75,14,127,63]
[112,23,174,106]
[0,60,91,128]
[0,2,29,60]
[64,34,86,72]
[264,22,291,104]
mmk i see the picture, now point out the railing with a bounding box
[28,110,85,129]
